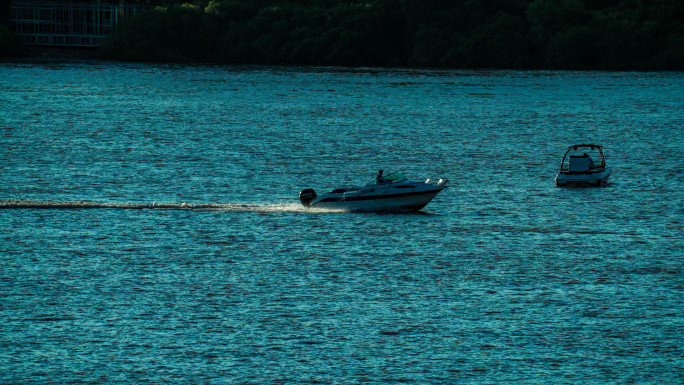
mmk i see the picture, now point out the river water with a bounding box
[0,62,682,384]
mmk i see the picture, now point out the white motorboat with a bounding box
[555,144,612,187]
[299,171,448,212]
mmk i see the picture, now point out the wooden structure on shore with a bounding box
[9,1,152,47]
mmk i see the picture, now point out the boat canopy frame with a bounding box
[558,144,606,173]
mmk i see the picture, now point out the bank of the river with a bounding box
[95,0,684,71]
[29,46,97,59]
[3,0,684,71]
[0,46,99,65]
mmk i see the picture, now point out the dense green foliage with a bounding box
[98,0,684,70]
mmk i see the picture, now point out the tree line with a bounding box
[4,0,684,70]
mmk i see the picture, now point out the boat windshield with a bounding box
[367,171,407,185]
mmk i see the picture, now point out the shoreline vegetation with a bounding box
[3,0,684,71]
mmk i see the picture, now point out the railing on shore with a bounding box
[9,1,153,47]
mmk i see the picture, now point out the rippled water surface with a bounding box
[1,62,682,384]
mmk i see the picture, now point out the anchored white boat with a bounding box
[555,144,612,187]
[299,171,448,212]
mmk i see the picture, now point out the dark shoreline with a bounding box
[4,45,683,74]
[1,45,113,65]
[25,45,99,60]
[4,0,683,71]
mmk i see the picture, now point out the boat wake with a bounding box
[0,199,320,213]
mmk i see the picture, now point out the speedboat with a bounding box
[555,144,612,187]
[299,171,448,212]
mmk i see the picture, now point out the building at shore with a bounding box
[8,0,151,47]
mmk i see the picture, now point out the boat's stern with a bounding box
[299,188,317,207]
[555,168,611,187]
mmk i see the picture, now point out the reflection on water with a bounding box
[0,63,682,384]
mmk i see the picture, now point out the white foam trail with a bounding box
[0,199,326,213]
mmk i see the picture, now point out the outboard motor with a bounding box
[299,188,317,207]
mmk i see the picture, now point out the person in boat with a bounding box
[376,169,388,184]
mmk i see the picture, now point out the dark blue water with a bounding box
[1,62,682,384]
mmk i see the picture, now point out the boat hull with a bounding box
[311,188,443,212]
[555,168,612,187]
